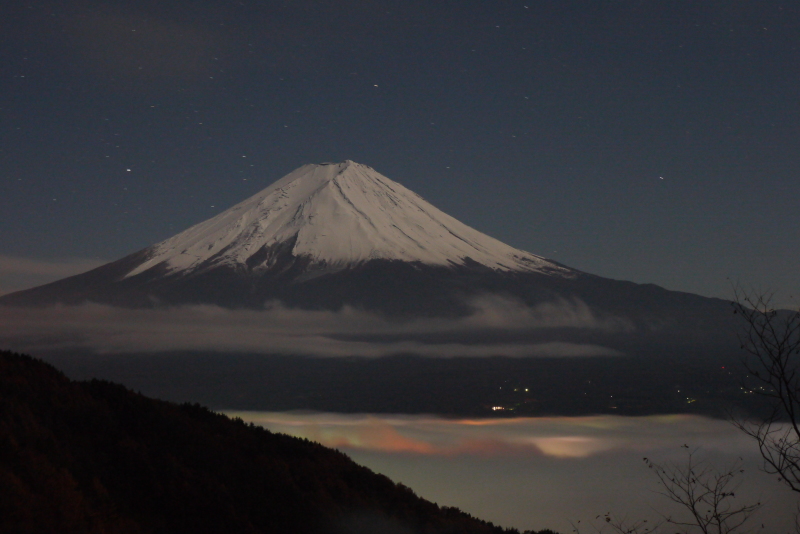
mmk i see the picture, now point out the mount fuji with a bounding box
[0,160,749,416]
[0,161,735,349]
[1,161,571,309]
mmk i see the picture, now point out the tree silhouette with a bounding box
[644,447,761,534]
[732,289,800,494]
[571,447,761,534]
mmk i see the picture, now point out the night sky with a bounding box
[2,1,798,305]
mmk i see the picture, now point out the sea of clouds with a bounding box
[229,412,798,533]
[0,294,631,358]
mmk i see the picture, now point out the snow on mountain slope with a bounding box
[126,161,572,278]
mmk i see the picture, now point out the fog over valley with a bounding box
[231,412,798,533]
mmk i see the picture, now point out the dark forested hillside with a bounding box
[0,350,549,534]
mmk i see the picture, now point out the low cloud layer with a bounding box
[229,412,796,533]
[0,255,106,296]
[227,412,756,459]
[0,295,628,358]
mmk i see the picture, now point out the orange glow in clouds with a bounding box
[224,412,721,458]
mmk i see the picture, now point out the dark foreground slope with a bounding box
[0,351,539,534]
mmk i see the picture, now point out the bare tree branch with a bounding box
[643,448,762,534]
[570,513,661,534]
[572,447,761,534]
[732,288,800,494]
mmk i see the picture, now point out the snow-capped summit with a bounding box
[125,161,571,279]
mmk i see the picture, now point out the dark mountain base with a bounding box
[1,350,555,534]
[36,349,764,419]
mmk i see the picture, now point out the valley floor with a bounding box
[38,351,766,419]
